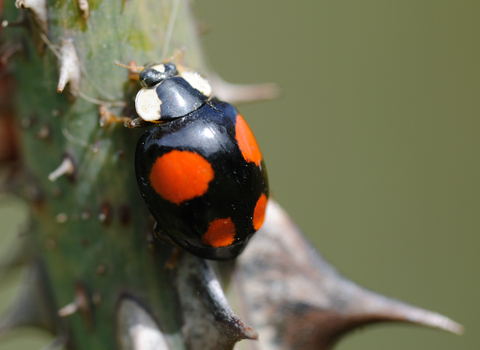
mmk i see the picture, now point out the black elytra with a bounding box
[134,63,269,260]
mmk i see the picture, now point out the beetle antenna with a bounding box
[113,61,144,71]
[169,47,186,65]
[113,61,130,69]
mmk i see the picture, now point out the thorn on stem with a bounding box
[78,0,89,19]
[116,298,170,350]
[57,39,81,98]
[15,0,48,35]
[57,302,78,317]
[48,156,75,182]
[58,282,93,330]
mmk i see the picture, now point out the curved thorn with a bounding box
[15,0,48,35]
[116,298,170,350]
[350,289,465,334]
[232,200,463,350]
[175,254,258,350]
[0,261,60,336]
[57,39,82,97]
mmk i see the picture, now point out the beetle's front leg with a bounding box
[98,105,131,127]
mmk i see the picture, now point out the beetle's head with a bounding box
[139,63,178,87]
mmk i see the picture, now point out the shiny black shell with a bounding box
[155,77,208,120]
[135,100,269,260]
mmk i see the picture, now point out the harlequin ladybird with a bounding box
[134,62,269,260]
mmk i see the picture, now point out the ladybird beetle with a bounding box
[134,62,269,260]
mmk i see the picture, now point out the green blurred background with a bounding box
[1,0,478,349]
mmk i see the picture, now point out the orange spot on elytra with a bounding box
[235,114,262,165]
[201,218,236,247]
[253,193,267,230]
[149,150,214,205]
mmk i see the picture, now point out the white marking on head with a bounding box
[181,71,212,98]
[150,64,165,73]
[135,87,162,122]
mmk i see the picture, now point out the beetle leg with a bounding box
[114,60,143,81]
[124,117,151,129]
[163,247,183,272]
[98,105,131,127]
[153,222,175,244]
[153,222,184,271]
